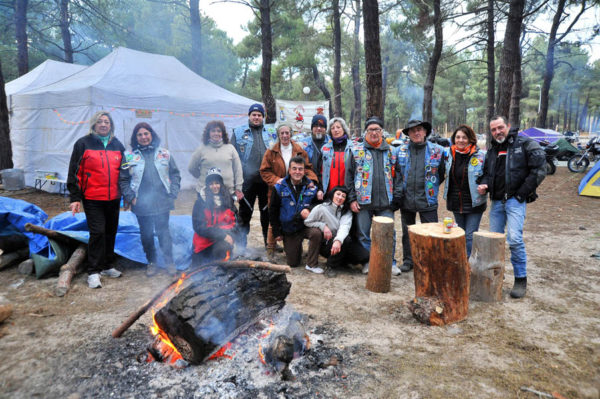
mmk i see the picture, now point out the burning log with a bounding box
[365,216,394,293]
[112,259,291,338]
[154,265,291,364]
[0,248,29,270]
[24,223,73,244]
[469,231,506,302]
[408,222,470,326]
[55,244,87,297]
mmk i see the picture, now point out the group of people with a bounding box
[67,106,546,299]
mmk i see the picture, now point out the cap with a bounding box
[248,103,265,116]
[364,116,384,130]
[402,119,432,136]
[205,167,223,184]
[311,114,328,129]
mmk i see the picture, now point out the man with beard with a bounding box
[231,104,278,250]
[297,114,330,201]
[477,115,546,298]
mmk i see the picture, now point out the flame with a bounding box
[208,342,234,360]
[223,251,231,261]
[257,321,275,365]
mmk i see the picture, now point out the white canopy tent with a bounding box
[9,47,256,190]
[6,60,86,98]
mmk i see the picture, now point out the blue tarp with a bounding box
[520,127,561,143]
[0,197,192,270]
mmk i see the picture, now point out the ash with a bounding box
[35,306,369,399]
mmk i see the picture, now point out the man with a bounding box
[396,120,446,273]
[270,156,319,269]
[345,116,402,276]
[231,104,278,250]
[297,114,330,200]
[477,115,546,298]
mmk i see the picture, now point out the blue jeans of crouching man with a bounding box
[489,198,527,278]
[453,212,483,258]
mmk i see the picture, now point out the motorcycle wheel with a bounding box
[545,160,556,175]
[567,155,590,173]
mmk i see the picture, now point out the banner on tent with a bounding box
[276,100,329,133]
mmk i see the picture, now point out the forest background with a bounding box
[0,0,599,155]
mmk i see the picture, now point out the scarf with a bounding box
[365,134,382,148]
[332,134,348,145]
[451,144,476,159]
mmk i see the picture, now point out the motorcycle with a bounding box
[567,136,600,173]
[539,140,558,175]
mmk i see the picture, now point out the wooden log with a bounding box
[24,223,72,244]
[366,216,394,293]
[17,258,34,275]
[0,304,13,323]
[111,259,291,338]
[55,244,87,297]
[155,266,291,364]
[0,248,30,270]
[408,222,470,325]
[469,231,506,302]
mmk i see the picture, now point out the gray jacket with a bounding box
[304,202,352,243]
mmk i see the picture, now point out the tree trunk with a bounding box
[332,0,343,118]
[568,92,573,131]
[351,0,362,135]
[485,0,495,129]
[58,0,73,63]
[496,0,525,119]
[408,223,470,325]
[422,0,443,124]
[155,266,290,364]
[365,216,394,293]
[190,0,202,75]
[574,94,580,131]
[312,64,333,119]
[469,231,505,302]
[382,55,389,119]
[259,0,276,124]
[15,0,29,76]
[55,244,87,297]
[579,90,590,131]
[362,0,383,120]
[508,48,522,127]
[562,93,568,131]
[0,59,13,168]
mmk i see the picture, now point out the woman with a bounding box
[188,120,243,200]
[304,186,369,276]
[119,122,181,276]
[67,111,125,289]
[321,117,352,194]
[192,168,237,265]
[259,123,318,255]
[443,124,487,257]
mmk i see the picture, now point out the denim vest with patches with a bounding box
[350,141,396,205]
[321,139,351,192]
[232,124,278,164]
[443,149,487,207]
[296,134,330,168]
[274,179,317,233]
[396,141,444,206]
[124,147,172,196]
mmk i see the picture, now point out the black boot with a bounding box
[400,260,414,273]
[510,277,527,298]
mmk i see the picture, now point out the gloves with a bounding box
[514,194,525,203]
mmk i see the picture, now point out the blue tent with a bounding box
[579,161,600,197]
[520,127,561,143]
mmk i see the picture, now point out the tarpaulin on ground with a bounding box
[0,197,192,271]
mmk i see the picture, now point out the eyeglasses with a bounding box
[367,128,382,133]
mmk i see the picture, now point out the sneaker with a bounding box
[400,261,414,273]
[391,263,402,276]
[305,265,324,274]
[146,263,159,277]
[362,262,370,274]
[324,266,337,278]
[100,268,122,278]
[87,273,102,288]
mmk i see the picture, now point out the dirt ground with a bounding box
[0,166,599,399]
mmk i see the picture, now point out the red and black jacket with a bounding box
[192,194,237,253]
[67,134,125,202]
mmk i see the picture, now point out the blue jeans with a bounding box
[453,212,483,258]
[489,198,527,278]
[355,208,396,262]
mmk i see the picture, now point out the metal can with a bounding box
[443,217,453,234]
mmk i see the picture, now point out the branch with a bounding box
[523,0,549,18]
[555,1,589,44]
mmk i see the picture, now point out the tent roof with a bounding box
[12,47,255,113]
[520,127,561,143]
[5,60,86,96]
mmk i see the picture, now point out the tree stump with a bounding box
[408,222,470,325]
[469,231,506,302]
[366,216,394,293]
[155,265,291,364]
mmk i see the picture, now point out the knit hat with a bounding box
[402,119,432,137]
[311,114,328,129]
[364,116,384,130]
[248,103,265,116]
[205,167,223,185]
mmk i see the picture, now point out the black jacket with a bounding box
[478,128,546,202]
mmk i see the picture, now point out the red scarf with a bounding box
[365,134,383,148]
[451,144,476,159]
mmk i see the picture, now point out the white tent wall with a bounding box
[10,106,248,191]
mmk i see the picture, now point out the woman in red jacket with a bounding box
[67,111,125,289]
